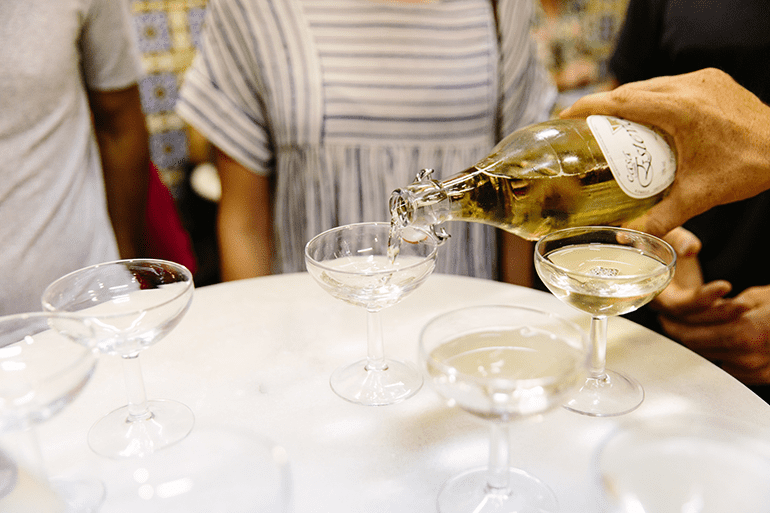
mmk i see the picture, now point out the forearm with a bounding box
[743,114,770,192]
[96,127,150,258]
[91,85,150,258]
[215,148,273,281]
[500,231,534,287]
[217,209,272,281]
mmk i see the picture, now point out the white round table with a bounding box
[30,273,770,512]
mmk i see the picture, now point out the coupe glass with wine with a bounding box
[305,221,438,406]
[535,226,676,417]
[0,312,102,512]
[42,259,194,458]
[420,305,590,512]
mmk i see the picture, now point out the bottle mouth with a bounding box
[389,169,452,245]
[390,193,450,245]
[389,189,411,228]
[389,190,429,244]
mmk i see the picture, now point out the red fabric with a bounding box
[146,162,198,274]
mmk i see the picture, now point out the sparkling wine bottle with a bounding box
[389,116,676,242]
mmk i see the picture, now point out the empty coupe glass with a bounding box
[305,222,438,406]
[42,259,194,458]
[0,312,101,512]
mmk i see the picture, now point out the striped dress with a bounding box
[177,0,555,279]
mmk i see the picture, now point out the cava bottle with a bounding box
[389,116,676,241]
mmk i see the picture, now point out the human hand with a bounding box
[649,228,735,319]
[561,68,770,238]
[659,285,770,385]
[648,228,769,384]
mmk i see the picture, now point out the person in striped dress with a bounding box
[177,0,555,283]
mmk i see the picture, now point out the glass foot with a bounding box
[88,399,195,458]
[330,358,423,406]
[437,466,558,513]
[51,477,106,513]
[563,369,644,417]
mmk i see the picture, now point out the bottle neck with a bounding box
[389,167,481,242]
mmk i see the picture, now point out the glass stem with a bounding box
[590,316,608,380]
[485,422,511,494]
[122,355,153,421]
[364,310,388,372]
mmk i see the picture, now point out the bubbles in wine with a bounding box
[589,266,620,277]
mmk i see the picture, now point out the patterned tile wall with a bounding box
[130,0,208,188]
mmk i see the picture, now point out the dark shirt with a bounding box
[611,0,770,101]
[610,0,770,401]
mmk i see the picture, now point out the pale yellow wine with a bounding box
[538,244,672,316]
[428,328,585,419]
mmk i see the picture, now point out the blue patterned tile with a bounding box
[188,8,207,50]
[139,73,179,114]
[134,12,172,53]
[150,130,189,170]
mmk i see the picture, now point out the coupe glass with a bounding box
[41,259,194,458]
[0,312,102,512]
[305,222,438,406]
[596,415,770,512]
[535,226,675,417]
[420,305,590,512]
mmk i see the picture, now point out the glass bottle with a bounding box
[389,116,676,242]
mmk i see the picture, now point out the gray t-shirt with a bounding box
[0,0,141,314]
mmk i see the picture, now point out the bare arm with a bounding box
[561,68,770,238]
[88,85,150,258]
[215,148,273,281]
[500,232,534,287]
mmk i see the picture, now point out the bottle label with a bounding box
[587,115,676,199]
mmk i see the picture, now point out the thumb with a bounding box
[624,195,691,238]
[662,227,701,257]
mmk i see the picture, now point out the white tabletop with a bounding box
[32,273,770,512]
